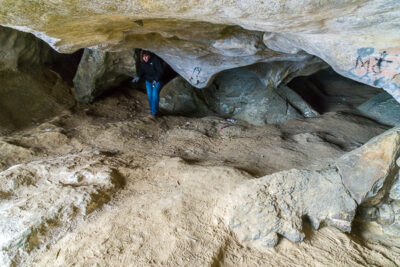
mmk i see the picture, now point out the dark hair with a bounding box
[140,50,152,62]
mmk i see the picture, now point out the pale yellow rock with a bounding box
[0,0,398,101]
[336,126,400,204]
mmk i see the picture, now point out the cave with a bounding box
[0,2,400,266]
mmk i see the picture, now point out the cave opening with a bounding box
[288,68,382,114]
[1,23,400,266]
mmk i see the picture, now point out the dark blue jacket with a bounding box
[137,55,164,82]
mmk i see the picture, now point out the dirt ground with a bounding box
[1,85,399,266]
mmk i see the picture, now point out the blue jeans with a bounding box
[145,80,162,115]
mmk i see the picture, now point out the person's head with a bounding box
[141,51,151,63]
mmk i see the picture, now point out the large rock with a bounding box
[159,63,319,124]
[226,168,356,249]
[200,68,317,125]
[73,49,136,103]
[159,76,212,116]
[224,126,400,248]
[358,92,400,126]
[336,126,400,205]
[0,1,399,101]
[0,151,124,266]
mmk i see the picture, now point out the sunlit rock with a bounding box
[225,168,356,248]
[336,126,400,205]
[0,151,124,266]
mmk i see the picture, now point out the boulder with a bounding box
[358,92,400,126]
[200,68,313,125]
[159,64,319,124]
[336,126,400,205]
[389,159,400,200]
[159,76,211,116]
[225,126,400,248]
[372,157,400,236]
[226,168,356,249]
[73,48,136,103]
[380,201,400,236]
[0,151,125,266]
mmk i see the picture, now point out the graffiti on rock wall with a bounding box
[350,47,400,101]
[189,66,207,87]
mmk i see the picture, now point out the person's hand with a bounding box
[132,76,140,83]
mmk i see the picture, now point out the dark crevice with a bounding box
[288,68,382,114]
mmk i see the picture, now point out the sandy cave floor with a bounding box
[1,85,400,266]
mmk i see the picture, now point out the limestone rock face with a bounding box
[0,26,52,72]
[358,92,400,126]
[0,26,75,134]
[73,49,136,103]
[223,125,400,249]
[245,56,328,89]
[226,168,356,249]
[336,126,400,205]
[0,1,399,101]
[0,151,124,266]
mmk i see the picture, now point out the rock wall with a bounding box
[0,26,75,134]
[0,26,52,72]
[0,1,398,101]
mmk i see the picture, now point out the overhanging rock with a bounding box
[0,1,398,101]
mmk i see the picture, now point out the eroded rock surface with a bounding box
[224,125,400,249]
[336,126,400,205]
[0,26,52,72]
[0,1,399,101]
[0,151,124,266]
[225,168,357,248]
[0,26,75,134]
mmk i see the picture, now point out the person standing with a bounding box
[132,50,164,117]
